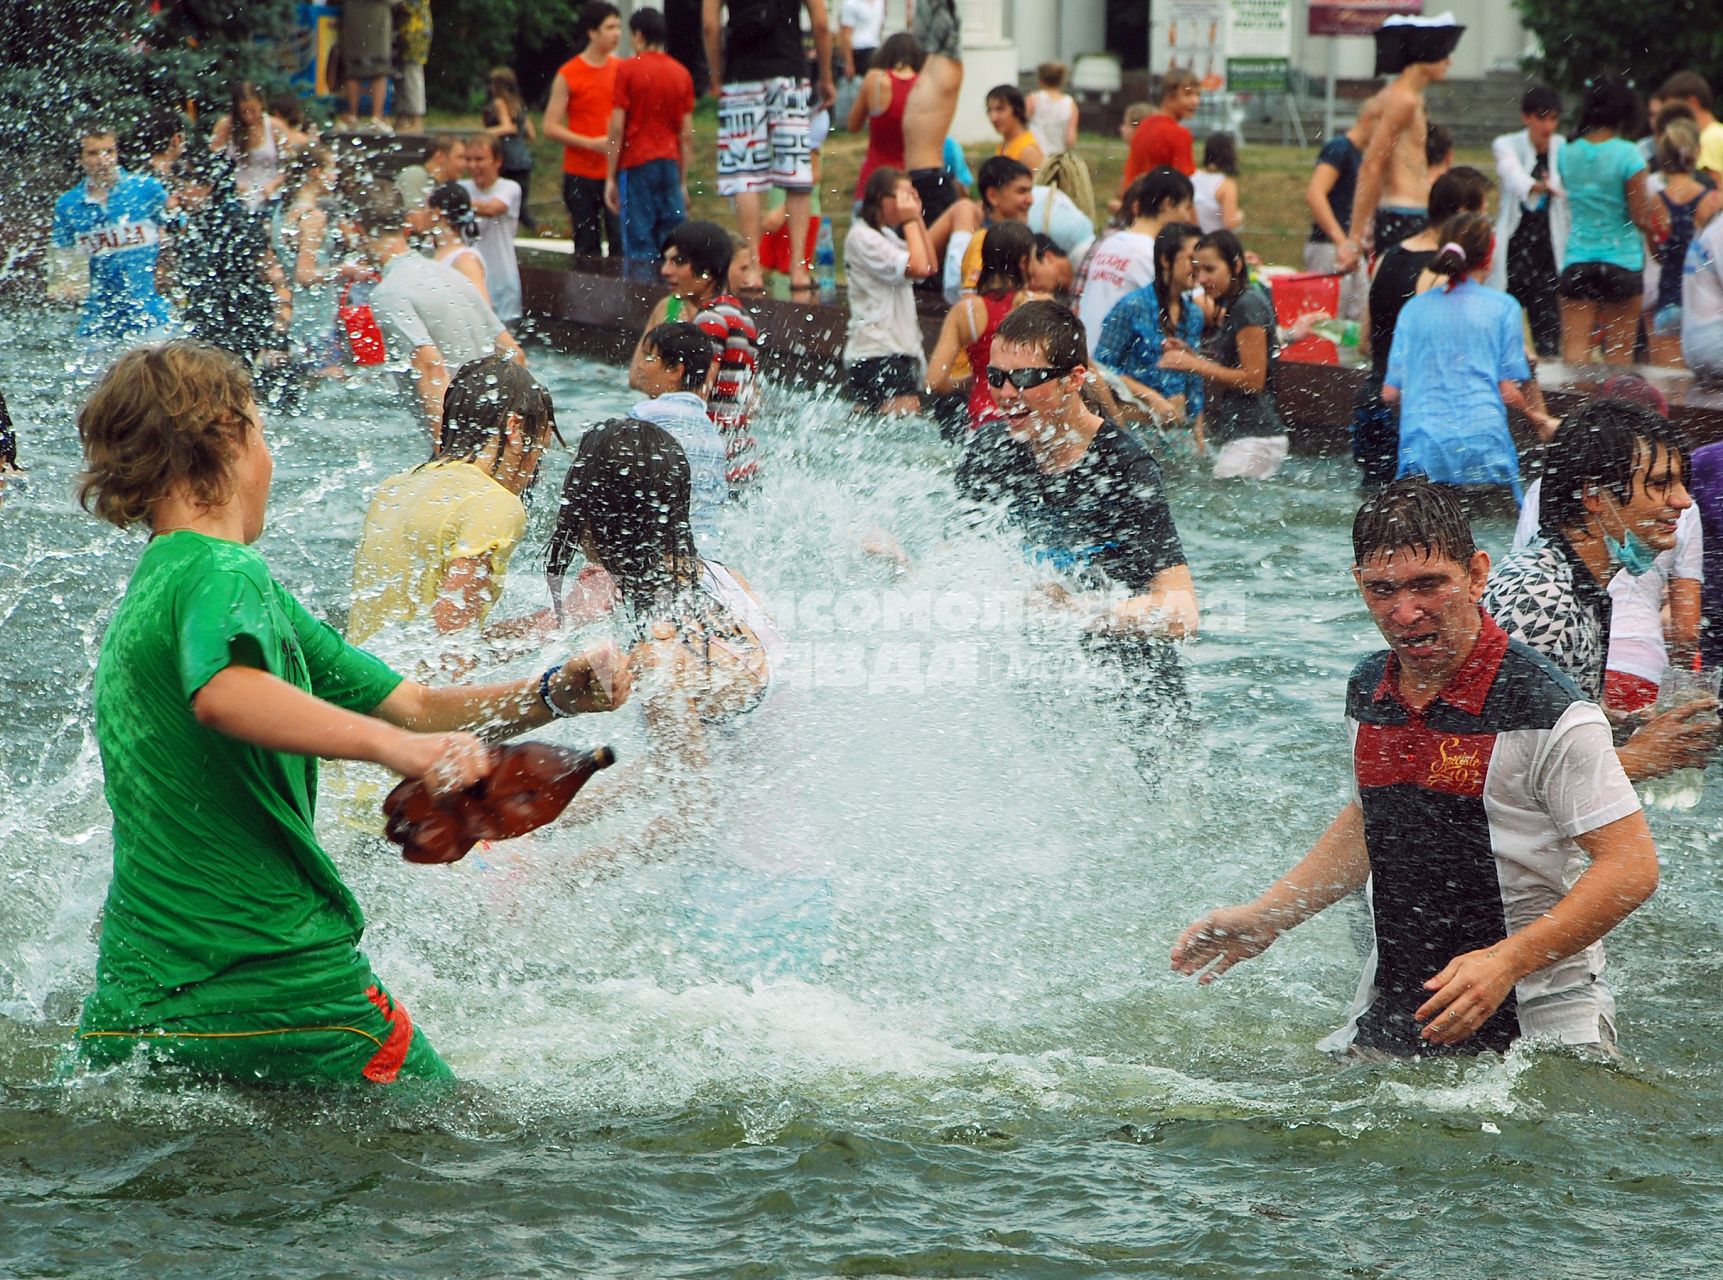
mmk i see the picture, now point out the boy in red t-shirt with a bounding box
[1119,68,1201,204]
[604,7,696,261]
[545,2,624,256]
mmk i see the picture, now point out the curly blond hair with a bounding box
[77,342,255,529]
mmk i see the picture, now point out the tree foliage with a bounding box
[0,0,298,210]
[1513,0,1723,104]
[424,0,587,112]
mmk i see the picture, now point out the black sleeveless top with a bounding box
[1368,245,1437,385]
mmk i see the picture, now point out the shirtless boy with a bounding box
[1344,14,1465,267]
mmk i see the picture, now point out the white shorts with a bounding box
[717,78,814,196]
[1211,434,1289,480]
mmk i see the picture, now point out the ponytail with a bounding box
[1430,212,1493,291]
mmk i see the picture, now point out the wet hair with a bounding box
[1522,85,1562,118]
[546,418,697,622]
[1160,67,1200,103]
[1038,62,1068,89]
[1427,164,1492,225]
[1202,132,1238,176]
[859,165,906,231]
[994,298,1089,370]
[1352,478,1478,568]
[977,155,1032,210]
[1122,101,1153,130]
[987,84,1028,127]
[1655,101,1698,134]
[1659,70,1714,112]
[1541,399,1686,533]
[1577,70,1640,134]
[438,356,558,465]
[1428,212,1493,288]
[628,7,668,45]
[1195,228,1249,304]
[78,124,116,146]
[578,1,620,40]
[1121,166,1195,224]
[428,181,481,244]
[644,322,717,392]
[136,109,185,159]
[355,182,407,237]
[270,94,306,130]
[77,341,256,529]
[426,134,459,159]
[1032,232,1067,261]
[488,67,527,122]
[229,80,266,122]
[874,32,925,73]
[283,144,334,202]
[1424,122,1454,168]
[976,219,1036,296]
[662,219,735,289]
[1656,118,1702,174]
[466,133,503,163]
[1153,220,1201,334]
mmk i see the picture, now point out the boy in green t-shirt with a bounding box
[74,341,631,1086]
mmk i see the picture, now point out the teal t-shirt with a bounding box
[1558,136,1648,271]
[81,532,404,1031]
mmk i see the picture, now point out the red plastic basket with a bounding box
[1270,272,1341,366]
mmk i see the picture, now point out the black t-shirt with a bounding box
[1202,286,1284,446]
[724,0,806,83]
[954,416,1188,592]
[1309,135,1362,244]
[1367,245,1436,385]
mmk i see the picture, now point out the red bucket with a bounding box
[1270,272,1341,366]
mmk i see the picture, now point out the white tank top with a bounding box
[700,561,786,697]
[228,119,281,210]
[1192,170,1227,235]
[1027,92,1075,158]
[441,243,488,282]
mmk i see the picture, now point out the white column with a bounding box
[951,0,1019,143]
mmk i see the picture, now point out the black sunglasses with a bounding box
[986,365,1073,391]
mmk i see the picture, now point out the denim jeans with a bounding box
[619,159,685,260]
[562,173,620,256]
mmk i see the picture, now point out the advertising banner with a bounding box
[1308,0,1423,38]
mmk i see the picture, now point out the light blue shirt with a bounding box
[1386,279,1530,497]
[631,393,727,553]
[942,137,973,192]
[1557,136,1647,271]
[51,169,172,341]
[1092,284,1205,417]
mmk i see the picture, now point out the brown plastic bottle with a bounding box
[384,742,617,864]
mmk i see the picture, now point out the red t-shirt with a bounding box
[558,54,618,179]
[1124,113,1195,182]
[614,50,695,170]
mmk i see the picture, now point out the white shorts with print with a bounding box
[717,78,814,196]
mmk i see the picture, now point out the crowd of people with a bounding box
[22,0,1723,1085]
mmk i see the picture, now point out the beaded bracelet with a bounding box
[539,663,574,718]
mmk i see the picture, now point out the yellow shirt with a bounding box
[347,459,527,644]
[959,227,988,294]
[1701,120,1723,175]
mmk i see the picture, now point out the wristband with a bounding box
[539,663,575,718]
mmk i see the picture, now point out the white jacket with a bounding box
[1488,129,1570,291]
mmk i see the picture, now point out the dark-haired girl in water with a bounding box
[542,420,821,975]
[545,420,784,824]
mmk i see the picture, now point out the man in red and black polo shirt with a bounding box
[1172,479,1659,1056]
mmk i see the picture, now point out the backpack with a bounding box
[1034,150,1097,227]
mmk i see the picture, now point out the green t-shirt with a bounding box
[81,532,404,1031]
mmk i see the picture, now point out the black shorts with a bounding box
[908,166,958,224]
[1557,261,1641,303]
[845,354,922,409]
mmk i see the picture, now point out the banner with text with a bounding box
[1307,0,1424,38]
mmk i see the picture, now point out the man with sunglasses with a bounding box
[955,300,1198,642]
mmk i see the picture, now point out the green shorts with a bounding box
[77,982,453,1086]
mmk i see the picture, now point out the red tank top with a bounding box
[854,73,917,198]
[965,291,1017,431]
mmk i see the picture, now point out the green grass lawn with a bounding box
[430,108,1489,273]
